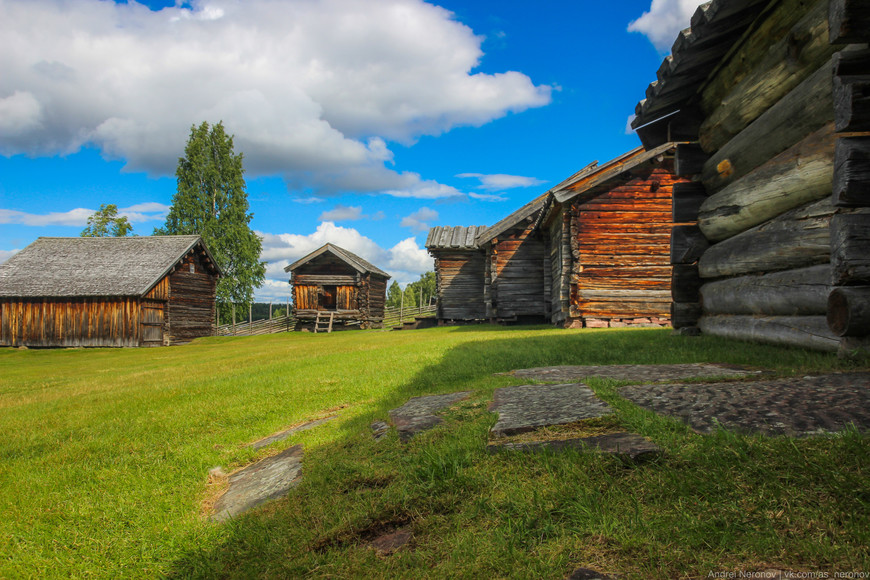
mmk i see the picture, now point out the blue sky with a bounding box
[0,0,702,301]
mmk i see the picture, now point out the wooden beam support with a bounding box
[833,48,870,132]
[672,182,708,223]
[698,314,839,352]
[671,301,701,329]
[699,198,834,278]
[671,264,702,303]
[667,107,704,143]
[829,0,870,44]
[675,143,709,177]
[670,225,709,265]
[827,286,870,336]
[833,137,870,206]
[700,265,831,316]
[700,0,842,153]
[831,211,870,285]
[698,123,836,241]
[701,57,834,193]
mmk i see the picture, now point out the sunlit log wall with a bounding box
[632,0,870,355]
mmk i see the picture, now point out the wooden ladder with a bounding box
[314,311,334,334]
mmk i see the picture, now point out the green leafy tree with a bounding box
[386,281,402,308]
[81,204,133,237]
[156,121,266,309]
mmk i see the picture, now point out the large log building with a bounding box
[0,236,221,347]
[632,0,870,355]
[427,145,685,327]
[285,243,389,329]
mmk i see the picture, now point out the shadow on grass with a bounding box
[166,328,862,578]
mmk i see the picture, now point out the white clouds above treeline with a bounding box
[628,0,707,52]
[0,204,169,227]
[0,0,551,199]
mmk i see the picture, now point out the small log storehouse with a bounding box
[285,243,390,329]
[632,0,870,355]
[427,145,685,327]
[0,235,221,348]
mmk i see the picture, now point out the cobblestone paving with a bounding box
[620,372,870,436]
[490,383,612,437]
[212,445,303,521]
[504,363,761,384]
[389,391,472,441]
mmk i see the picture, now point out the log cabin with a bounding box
[285,243,389,329]
[427,145,685,327]
[0,235,221,347]
[631,0,870,355]
[425,226,488,322]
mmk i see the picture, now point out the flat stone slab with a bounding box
[212,445,303,521]
[503,363,761,384]
[488,432,661,463]
[490,383,612,437]
[620,372,870,437]
[389,391,472,441]
[249,416,337,450]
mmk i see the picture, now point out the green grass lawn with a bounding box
[0,326,867,578]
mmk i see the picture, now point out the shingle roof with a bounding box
[476,192,549,246]
[425,226,488,250]
[0,236,220,298]
[284,243,390,278]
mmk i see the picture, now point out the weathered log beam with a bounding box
[831,211,870,284]
[833,137,870,206]
[700,0,841,153]
[833,49,870,132]
[675,144,709,177]
[698,314,839,352]
[671,301,701,329]
[672,264,702,303]
[701,57,834,193]
[829,0,870,44]
[700,265,831,315]
[698,123,836,241]
[827,286,870,336]
[673,182,708,223]
[699,198,834,278]
[671,225,709,264]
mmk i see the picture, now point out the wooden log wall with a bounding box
[368,276,388,321]
[569,164,680,326]
[0,298,141,348]
[667,0,870,354]
[489,219,547,320]
[433,250,486,320]
[165,252,218,345]
[547,208,571,324]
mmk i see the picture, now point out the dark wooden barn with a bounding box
[425,226,488,322]
[631,0,870,355]
[427,145,685,327]
[543,144,685,328]
[0,236,221,347]
[285,243,390,330]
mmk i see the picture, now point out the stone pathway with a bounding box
[489,383,612,437]
[387,391,472,441]
[249,416,337,450]
[620,372,870,436]
[503,363,761,384]
[212,444,303,522]
[487,432,662,462]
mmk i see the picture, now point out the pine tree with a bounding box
[156,121,266,308]
[81,204,133,237]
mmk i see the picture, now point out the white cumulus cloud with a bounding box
[400,207,438,232]
[457,172,545,191]
[318,205,366,222]
[0,0,551,199]
[628,0,707,52]
[0,203,169,227]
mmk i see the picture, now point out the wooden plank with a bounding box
[672,264,702,303]
[831,211,870,285]
[671,302,701,329]
[698,123,836,241]
[675,143,709,176]
[829,0,870,43]
[700,264,831,315]
[672,182,708,223]
[671,225,709,264]
[833,49,870,132]
[698,314,839,351]
[833,137,870,206]
[699,198,834,278]
[701,56,835,193]
[827,286,870,336]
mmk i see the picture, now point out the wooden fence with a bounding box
[382,304,437,328]
[216,314,296,336]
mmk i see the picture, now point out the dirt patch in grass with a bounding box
[311,513,414,553]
